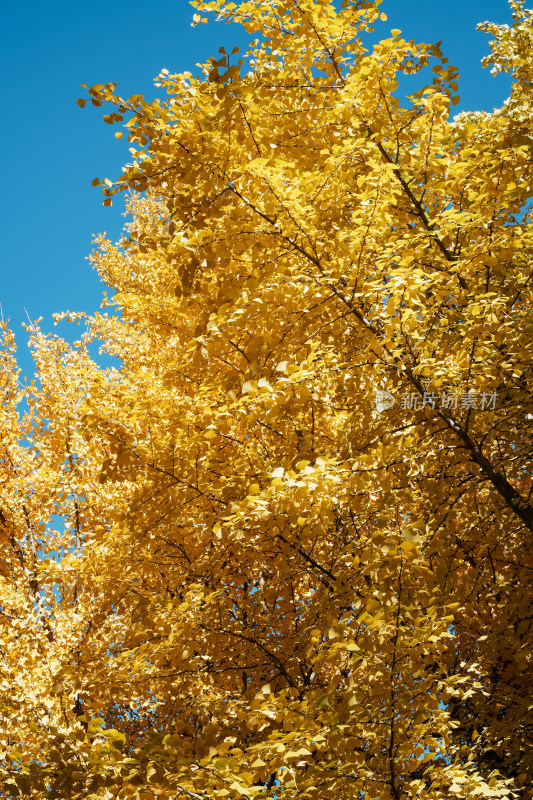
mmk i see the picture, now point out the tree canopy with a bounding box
[1,1,532,799]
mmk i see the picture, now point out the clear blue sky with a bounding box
[1,0,513,379]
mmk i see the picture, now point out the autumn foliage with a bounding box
[1,1,533,798]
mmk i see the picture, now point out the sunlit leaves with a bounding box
[2,1,533,799]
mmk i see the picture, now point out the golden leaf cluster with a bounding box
[1,1,532,799]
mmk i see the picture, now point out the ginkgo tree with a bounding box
[1,1,532,799]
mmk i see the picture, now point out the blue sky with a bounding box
[1,0,514,379]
